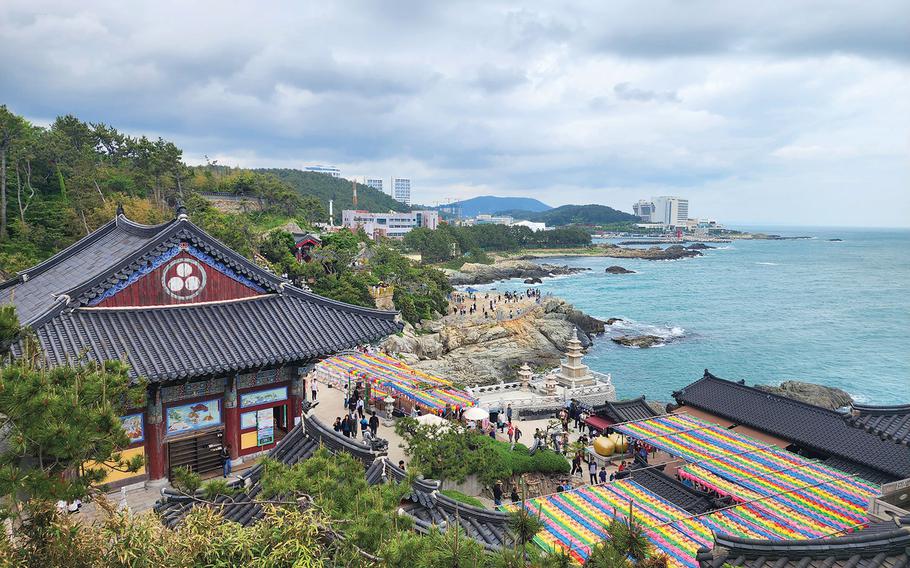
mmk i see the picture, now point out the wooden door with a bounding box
[167,430,223,478]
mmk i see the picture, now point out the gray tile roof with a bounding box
[673,371,910,483]
[848,403,910,446]
[25,289,400,382]
[697,517,910,568]
[593,396,660,424]
[4,212,401,382]
[365,458,513,550]
[0,216,168,324]
[627,464,715,515]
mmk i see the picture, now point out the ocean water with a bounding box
[461,228,910,405]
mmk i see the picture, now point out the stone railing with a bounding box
[467,382,524,396]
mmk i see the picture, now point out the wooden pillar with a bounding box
[288,367,304,424]
[223,376,240,460]
[145,384,167,481]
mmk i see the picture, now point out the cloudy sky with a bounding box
[2,1,908,226]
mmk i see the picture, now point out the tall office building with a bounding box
[652,196,689,227]
[304,165,341,177]
[392,177,411,205]
[365,178,383,192]
[633,200,655,222]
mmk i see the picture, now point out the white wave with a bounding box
[756,262,779,266]
[714,245,735,250]
[608,318,687,341]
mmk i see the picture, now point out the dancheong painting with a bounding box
[166,399,221,434]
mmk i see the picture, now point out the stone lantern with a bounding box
[383,395,396,422]
[544,374,558,397]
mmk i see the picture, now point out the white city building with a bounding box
[652,196,689,227]
[633,200,656,222]
[392,178,411,205]
[305,165,341,177]
[342,209,438,239]
[473,214,514,226]
[365,178,383,192]
[512,220,548,232]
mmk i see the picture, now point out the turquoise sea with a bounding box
[464,228,910,405]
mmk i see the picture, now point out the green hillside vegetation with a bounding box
[497,203,638,226]
[260,168,409,223]
[0,107,448,324]
[404,223,591,264]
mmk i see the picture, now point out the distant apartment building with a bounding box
[305,165,341,177]
[392,178,411,205]
[633,200,656,222]
[365,178,383,192]
[652,196,689,227]
[342,209,439,239]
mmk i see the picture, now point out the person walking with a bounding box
[599,466,607,484]
[356,397,365,419]
[492,481,504,506]
[507,423,514,445]
[510,485,520,504]
[221,444,232,478]
[588,459,598,484]
[369,411,379,436]
[333,417,342,432]
[506,404,513,424]
[311,379,318,401]
[571,453,582,477]
[512,425,522,450]
[349,411,359,437]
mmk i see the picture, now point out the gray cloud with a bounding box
[0,0,908,226]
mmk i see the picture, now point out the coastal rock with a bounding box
[755,381,853,410]
[606,318,624,326]
[523,277,543,284]
[598,244,702,261]
[445,260,587,285]
[605,265,635,274]
[380,296,602,386]
[611,335,664,348]
[686,243,715,250]
[828,238,843,242]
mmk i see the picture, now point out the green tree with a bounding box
[0,311,146,518]
[0,106,28,240]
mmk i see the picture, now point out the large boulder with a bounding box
[605,265,635,274]
[755,381,853,410]
[611,335,664,348]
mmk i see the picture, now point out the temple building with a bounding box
[671,370,910,484]
[0,206,400,486]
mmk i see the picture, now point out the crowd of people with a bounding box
[449,289,546,321]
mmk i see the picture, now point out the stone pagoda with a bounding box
[554,330,596,388]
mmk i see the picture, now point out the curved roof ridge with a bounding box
[852,402,910,414]
[683,370,847,418]
[115,213,176,236]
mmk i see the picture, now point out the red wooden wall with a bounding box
[97,251,264,308]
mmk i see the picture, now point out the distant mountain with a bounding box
[258,168,408,222]
[498,204,638,226]
[450,195,551,218]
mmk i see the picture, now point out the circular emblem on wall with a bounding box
[161,258,207,300]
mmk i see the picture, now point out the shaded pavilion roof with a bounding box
[2,211,401,382]
[673,371,910,483]
[697,517,910,568]
[593,395,660,425]
[848,403,910,446]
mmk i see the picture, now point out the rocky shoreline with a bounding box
[444,259,589,285]
[755,380,853,410]
[381,296,604,386]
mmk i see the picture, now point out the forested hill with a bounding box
[497,204,638,226]
[449,195,551,217]
[259,169,409,222]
